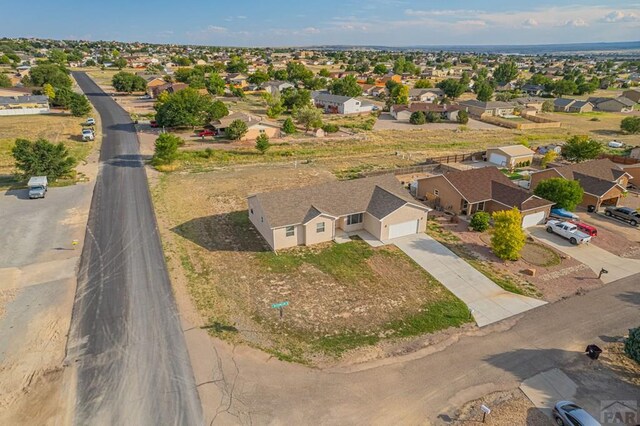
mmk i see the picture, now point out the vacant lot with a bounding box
[545,111,638,144]
[152,163,471,363]
[0,114,95,186]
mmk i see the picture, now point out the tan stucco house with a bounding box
[211,112,281,141]
[485,145,535,168]
[248,175,430,250]
[416,167,553,228]
[529,159,631,210]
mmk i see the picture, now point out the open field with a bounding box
[0,114,95,186]
[152,163,471,363]
[544,111,639,144]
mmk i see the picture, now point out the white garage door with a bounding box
[522,211,546,228]
[388,220,419,239]
[489,153,508,167]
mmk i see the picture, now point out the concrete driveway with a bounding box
[530,227,640,283]
[393,234,546,327]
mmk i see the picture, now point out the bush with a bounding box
[409,111,426,125]
[11,138,76,179]
[282,118,297,134]
[624,326,640,364]
[457,110,469,124]
[491,208,525,261]
[470,212,491,232]
[152,133,182,166]
[226,119,249,140]
[621,116,640,134]
[255,133,270,154]
[425,111,441,123]
[322,123,339,133]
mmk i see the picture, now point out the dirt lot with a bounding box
[545,111,639,146]
[374,113,505,131]
[453,390,551,426]
[152,163,471,364]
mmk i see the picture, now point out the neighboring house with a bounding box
[622,88,640,103]
[553,98,594,113]
[0,95,49,116]
[587,96,635,113]
[494,81,518,92]
[226,73,248,88]
[150,82,188,98]
[140,75,168,95]
[390,103,461,122]
[247,174,430,250]
[312,92,374,114]
[513,97,547,113]
[486,145,535,168]
[529,159,631,209]
[415,167,553,227]
[261,80,294,96]
[408,88,444,103]
[210,111,281,141]
[521,84,545,96]
[457,100,515,118]
[630,147,640,160]
[621,163,640,187]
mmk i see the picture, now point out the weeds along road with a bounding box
[65,72,203,425]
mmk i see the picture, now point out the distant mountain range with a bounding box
[307,41,640,55]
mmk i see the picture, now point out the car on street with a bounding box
[552,401,600,426]
[197,129,215,138]
[150,120,159,128]
[604,206,640,226]
[546,220,592,245]
[27,176,48,199]
[82,128,95,141]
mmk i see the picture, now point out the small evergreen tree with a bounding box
[282,118,297,134]
[255,133,270,154]
[226,119,249,140]
[409,111,426,125]
[457,110,469,124]
[624,326,640,364]
[470,212,491,232]
[152,133,182,166]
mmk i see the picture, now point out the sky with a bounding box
[3,1,640,47]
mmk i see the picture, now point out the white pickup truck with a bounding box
[546,220,592,245]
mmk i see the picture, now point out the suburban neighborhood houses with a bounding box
[0,25,639,426]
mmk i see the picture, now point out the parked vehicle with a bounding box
[608,140,624,148]
[82,128,95,141]
[552,401,600,426]
[85,117,95,126]
[550,208,579,220]
[569,221,598,237]
[138,94,152,100]
[150,120,159,128]
[604,206,640,226]
[546,220,592,245]
[197,129,215,138]
[28,176,48,199]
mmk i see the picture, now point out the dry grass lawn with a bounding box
[152,163,471,363]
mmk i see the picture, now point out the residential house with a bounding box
[415,167,553,227]
[513,97,547,113]
[312,92,374,115]
[390,103,461,122]
[226,73,248,88]
[380,75,402,85]
[139,75,167,95]
[521,84,545,96]
[629,147,640,160]
[210,112,281,141]
[261,80,294,96]
[150,82,188,98]
[247,174,430,250]
[408,88,445,103]
[622,88,640,103]
[587,96,634,113]
[621,163,640,187]
[0,95,49,116]
[553,98,593,113]
[457,100,515,118]
[486,145,535,168]
[529,159,631,209]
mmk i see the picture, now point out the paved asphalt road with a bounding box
[66,72,203,425]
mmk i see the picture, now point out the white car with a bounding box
[82,128,95,141]
[608,140,624,148]
[546,220,592,245]
[85,117,96,126]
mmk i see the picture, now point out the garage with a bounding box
[522,211,546,228]
[388,220,419,239]
[488,153,508,167]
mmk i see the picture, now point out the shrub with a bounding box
[322,123,339,133]
[624,326,640,363]
[152,133,182,166]
[621,116,640,134]
[255,133,270,154]
[470,212,491,232]
[491,208,525,261]
[425,111,441,123]
[225,119,249,140]
[409,111,426,125]
[282,117,297,134]
[457,110,469,124]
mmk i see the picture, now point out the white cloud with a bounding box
[522,18,539,28]
[404,9,484,17]
[457,20,486,27]
[302,27,321,34]
[564,18,588,27]
[236,15,247,19]
[602,11,639,23]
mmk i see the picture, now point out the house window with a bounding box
[250,208,254,215]
[433,189,439,196]
[285,226,295,237]
[261,217,263,223]
[347,213,363,225]
[462,200,468,209]
[317,222,325,233]
[478,202,485,211]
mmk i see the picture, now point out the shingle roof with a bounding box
[312,91,355,104]
[0,95,48,105]
[554,98,575,107]
[490,145,535,157]
[458,99,514,109]
[491,181,553,211]
[540,159,628,197]
[250,174,425,228]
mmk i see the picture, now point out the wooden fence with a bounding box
[599,154,640,165]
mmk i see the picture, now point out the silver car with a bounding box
[552,401,601,426]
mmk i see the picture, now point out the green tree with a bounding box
[389,84,409,106]
[542,100,554,113]
[493,61,519,83]
[11,138,76,179]
[318,68,331,77]
[50,87,73,108]
[0,73,11,88]
[226,56,248,73]
[624,326,640,363]
[470,212,490,232]
[329,75,362,97]
[457,110,469,124]
[42,83,56,99]
[266,102,284,119]
[561,135,603,163]
[552,79,578,97]
[154,88,222,128]
[209,100,229,121]
[437,78,465,100]
[69,94,91,117]
[475,81,494,102]
[255,133,270,154]
[28,64,72,88]
[113,58,128,70]
[248,70,270,85]
[409,111,426,125]
[48,49,67,65]
[621,116,640,134]
[414,79,433,89]
[285,62,313,84]
[281,88,311,111]
[373,63,388,75]
[152,133,181,166]
[112,72,147,93]
[541,150,558,168]
[490,207,526,261]
[534,178,584,211]
[206,72,226,96]
[225,119,249,140]
[294,105,323,131]
[425,111,441,123]
[282,117,297,134]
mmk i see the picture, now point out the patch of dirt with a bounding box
[453,389,551,426]
[600,342,640,387]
